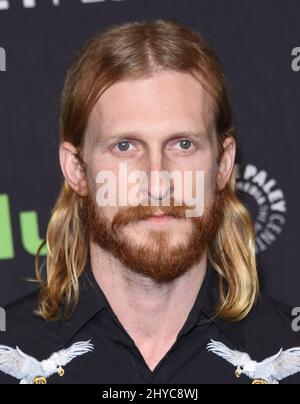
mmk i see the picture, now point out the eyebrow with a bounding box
[102,130,208,143]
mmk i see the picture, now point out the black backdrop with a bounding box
[0,0,299,309]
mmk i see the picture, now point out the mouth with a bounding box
[144,214,177,224]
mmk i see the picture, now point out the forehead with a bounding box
[86,70,215,141]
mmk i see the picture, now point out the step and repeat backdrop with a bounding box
[0,0,299,307]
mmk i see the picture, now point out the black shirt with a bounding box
[0,262,300,384]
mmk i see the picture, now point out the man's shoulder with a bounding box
[218,292,300,362]
[4,290,39,321]
[3,288,299,349]
[3,290,41,332]
[0,291,65,358]
[246,292,297,339]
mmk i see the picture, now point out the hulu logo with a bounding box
[0,194,47,260]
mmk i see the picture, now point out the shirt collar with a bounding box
[174,261,220,340]
[62,259,245,352]
[70,260,218,330]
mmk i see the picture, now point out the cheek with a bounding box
[103,207,118,222]
[95,205,118,224]
[205,165,218,194]
[86,156,119,195]
[187,159,218,202]
[203,151,218,193]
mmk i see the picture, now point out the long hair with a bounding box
[36,19,259,321]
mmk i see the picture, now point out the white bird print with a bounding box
[0,340,94,384]
[207,339,300,384]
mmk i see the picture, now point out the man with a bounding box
[0,19,299,385]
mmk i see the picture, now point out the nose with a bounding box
[143,149,173,204]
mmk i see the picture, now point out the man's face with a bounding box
[79,70,229,282]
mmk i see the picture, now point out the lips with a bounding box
[145,214,175,223]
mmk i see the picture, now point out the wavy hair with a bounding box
[36,19,259,321]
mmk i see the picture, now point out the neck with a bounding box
[90,241,207,371]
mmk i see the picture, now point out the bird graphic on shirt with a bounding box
[0,340,94,384]
[207,339,300,384]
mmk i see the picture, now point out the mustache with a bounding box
[111,201,195,232]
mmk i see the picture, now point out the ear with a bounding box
[59,142,88,196]
[216,136,236,191]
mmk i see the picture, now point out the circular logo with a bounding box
[236,164,287,254]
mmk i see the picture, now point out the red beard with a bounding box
[84,190,225,283]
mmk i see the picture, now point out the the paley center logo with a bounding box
[236,164,287,253]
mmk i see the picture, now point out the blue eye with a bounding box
[178,139,193,150]
[116,141,133,152]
